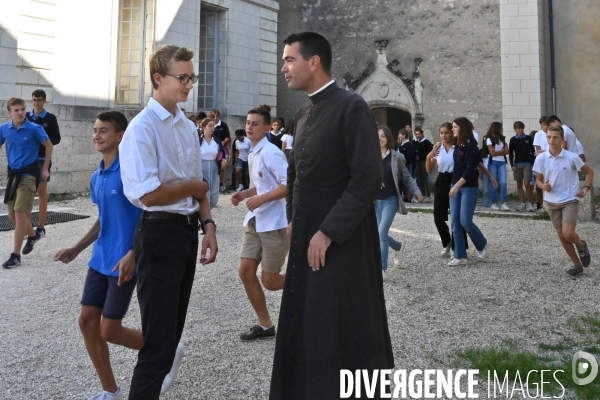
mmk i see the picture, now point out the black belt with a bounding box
[142,211,199,226]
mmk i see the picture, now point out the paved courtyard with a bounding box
[1,195,599,399]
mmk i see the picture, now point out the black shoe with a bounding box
[36,226,46,237]
[2,253,21,269]
[578,240,591,268]
[566,265,584,276]
[22,232,41,255]
[240,325,276,341]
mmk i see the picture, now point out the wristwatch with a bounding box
[203,219,217,231]
[583,185,591,192]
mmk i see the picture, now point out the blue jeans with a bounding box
[482,173,491,207]
[202,160,220,208]
[375,196,401,271]
[488,160,507,203]
[449,186,487,259]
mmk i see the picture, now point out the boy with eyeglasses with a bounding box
[27,89,61,237]
[1,97,53,268]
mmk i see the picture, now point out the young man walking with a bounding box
[231,107,289,341]
[27,89,61,236]
[54,111,142,400]
[211,109,231,192]
[533,123,594,276]
[271,32,393,399]
[119,45,218,399]
[0,97,53,268]
[509,121,535,211]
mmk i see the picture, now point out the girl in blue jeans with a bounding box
[485,122,509,210]
[448,117,489,265]
[376,126,422,280]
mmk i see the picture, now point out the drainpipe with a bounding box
[549,0,557,115]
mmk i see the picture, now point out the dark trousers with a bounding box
[128,219,199,400]
[434,173,467,249]
[415,160,430,197]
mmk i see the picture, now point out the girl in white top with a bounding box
[281,118,294,160]
[485,122,509,210]
[200,118,226,208]
[234,129,251,191]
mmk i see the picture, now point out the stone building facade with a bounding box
[0,0,279,193]
[277,0,600,186]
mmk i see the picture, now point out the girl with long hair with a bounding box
[486,121,509,210]
[281,118,294,160]
[200,118,227,208]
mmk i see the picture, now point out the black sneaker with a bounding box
[566,265,584,276]
[578,240,591,268]
[22,232,41,255]
[36,226,46,237]
[240,325,276,341]
[2,253,21,269]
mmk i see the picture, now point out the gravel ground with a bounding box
[1,194,599,399]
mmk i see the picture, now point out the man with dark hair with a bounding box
[547,115,577,153]
[27,89,61,237]
[211,109,232,192]
[119,45,218,399]
[271,32,394,399]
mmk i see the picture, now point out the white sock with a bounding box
[259,324,272,331]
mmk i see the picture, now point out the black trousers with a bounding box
[415,160,431,197]
[128,219,199,400]
[433,173,467,249]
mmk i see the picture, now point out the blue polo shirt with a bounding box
[0,119,48,169]
[89,155,142,276]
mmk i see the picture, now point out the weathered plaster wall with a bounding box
[544,0,600,187]
[277,0,503,141]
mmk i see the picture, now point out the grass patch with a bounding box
[538,338,576,352]
[406,207,434,214]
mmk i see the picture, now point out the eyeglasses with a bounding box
[32,99,44,103]
[164,73,199,85]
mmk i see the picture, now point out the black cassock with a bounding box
[270,83,394,399]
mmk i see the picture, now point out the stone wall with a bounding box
[276,0,503,137]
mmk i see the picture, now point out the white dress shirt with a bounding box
[243,137,288,232]
[533,130,549,152]
[533,148,584,204]
[576,139,584,155]
[119,98,203,215]
[200,137,219,161]
[562,125,577,153]
[435,145,455,173]
[472,130,479,143]
[486,138,506,162]
[281,134,294,150]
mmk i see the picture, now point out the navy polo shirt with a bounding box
[0,119,48,169]
[89,155,142,276]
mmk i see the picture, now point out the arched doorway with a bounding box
[372,107,412,146]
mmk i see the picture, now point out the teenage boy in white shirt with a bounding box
[533,123,594,276]
[119,45,218,399]
[533,116,549,211]
[231,107,289,341]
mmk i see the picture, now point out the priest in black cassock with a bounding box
[269,32,394,400]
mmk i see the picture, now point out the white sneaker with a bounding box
[516,203,527,212]
[393,243,405,267]
[491,203,499,210]
[448,258,467,266]
[477,246,488,260]
[88,388,123,400]
[236,184,244,192]
[441,244,452,258]
[500,203,510,211]
[382,270,388,281]
[526,203,535,212]
[161,343,186,394]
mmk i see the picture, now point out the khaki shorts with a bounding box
[7,176,37,214]
[513,164,532,182]
[544,200,579,228]
[239,217,290,273]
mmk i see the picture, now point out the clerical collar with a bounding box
[308,80,335,97]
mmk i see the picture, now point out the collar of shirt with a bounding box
[10,119,34,131]
[147,98,184,124]
[401,140,409,145]
[308,80,335,97]
[215,119,222,127]
[548,149,566,159]
[382,149,390,159]
[99,155,120,174]
[29,109,48,119]
[419,138,427,143]
[250,136,269,154]
[514,134,526,140]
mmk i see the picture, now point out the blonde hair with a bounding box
[149,45,194,90]
[547,123,564,138]
[200,118,213,129]
[7,97,26,111]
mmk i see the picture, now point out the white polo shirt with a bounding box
[235,137,251,162]
[200,136,219,161]
[120,98,203,215]
[435,145,454,173]
[533,130,548,152]
[243,137,288,232]
[533,148,584,204]
[563,125,577,153]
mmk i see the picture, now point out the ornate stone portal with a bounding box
[343,40,425,127]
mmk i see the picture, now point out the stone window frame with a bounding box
[116,0,146,105]
[198,9,220,110]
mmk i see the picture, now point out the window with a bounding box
[198,12,219,109]
[116,0,145,105]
